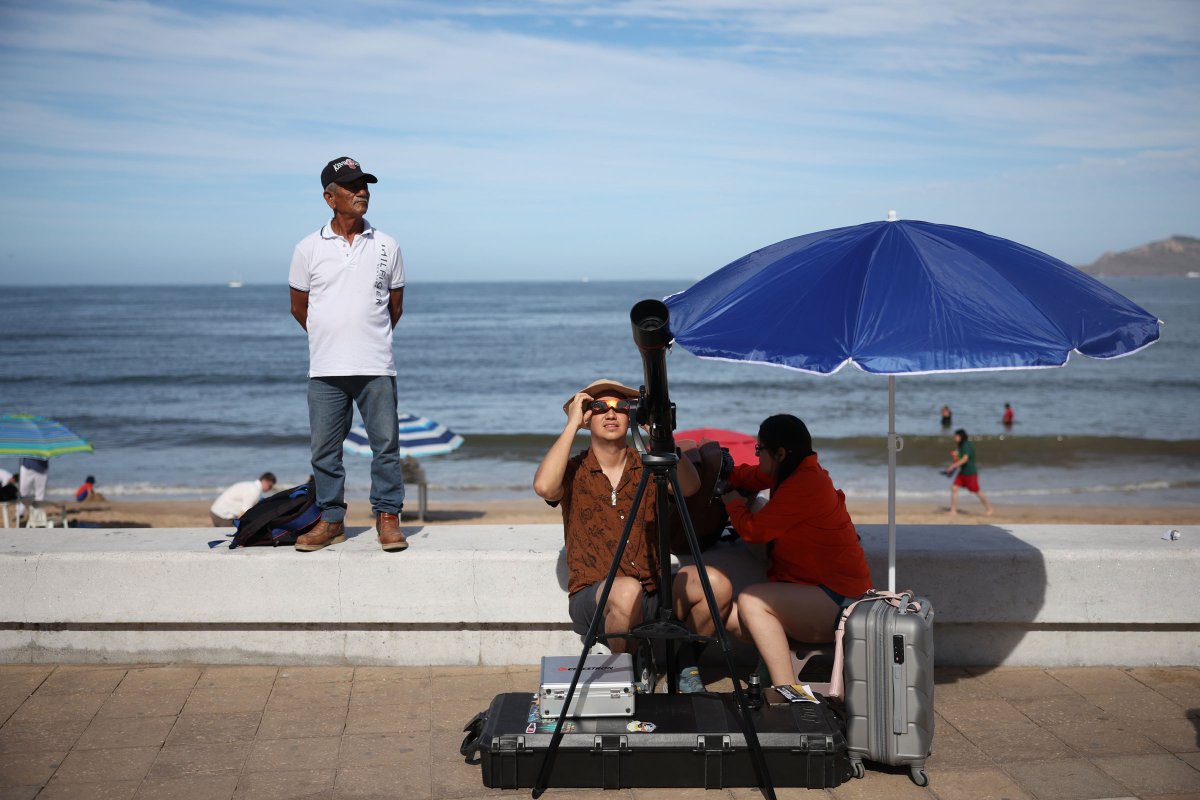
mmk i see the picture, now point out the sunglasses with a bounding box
[586,398,633,414]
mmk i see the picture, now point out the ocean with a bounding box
[3,279,1198,508]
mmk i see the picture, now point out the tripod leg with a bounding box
[531,469,651,798]
[666,470,777,800]
[652,469,679,694]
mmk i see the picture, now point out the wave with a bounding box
[844,479,1199,502]
[433,432,1200,465]
[814,434,1200,467]
[45,477,1200,504]
[0,373,301,388]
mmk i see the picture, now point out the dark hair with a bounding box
[259,472,277,483]
[954,428,969,441]
[758,414,815,490]
[85,475,95,483]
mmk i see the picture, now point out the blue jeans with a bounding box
[307,376,405,523]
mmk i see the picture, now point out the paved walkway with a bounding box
[0,663,1196,799]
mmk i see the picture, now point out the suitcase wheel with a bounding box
[850,759,865,779]
[910,765,929,787]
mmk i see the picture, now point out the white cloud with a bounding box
[0,0,1196,283]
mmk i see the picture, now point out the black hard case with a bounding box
[466,691,852,790]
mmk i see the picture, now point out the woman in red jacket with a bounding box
[721,414,871,687]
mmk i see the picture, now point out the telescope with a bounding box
[630,299,676,456]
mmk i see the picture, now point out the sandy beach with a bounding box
[44,496,1200,529]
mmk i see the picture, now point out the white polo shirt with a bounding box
[288,219,405,377]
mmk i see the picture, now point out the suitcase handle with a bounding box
[827,589,925,700]
[460,710,486,763]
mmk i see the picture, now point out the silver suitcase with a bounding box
[842,591,934,786]
[538,653,635,719]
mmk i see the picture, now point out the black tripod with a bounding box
[531,445,777,798]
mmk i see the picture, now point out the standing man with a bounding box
[18,457,49,503]
[289,156,408,552]
[947,428,994,516]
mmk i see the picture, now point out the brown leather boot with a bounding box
[376,512,408,552]
[294,519,346,552]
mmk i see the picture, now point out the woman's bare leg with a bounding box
[736,582,839,686]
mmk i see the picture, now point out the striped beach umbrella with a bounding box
[343,411,464,458]
[0,413,94,458]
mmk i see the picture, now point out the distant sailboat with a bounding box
[228,273,244,288]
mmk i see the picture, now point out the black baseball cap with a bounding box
[320,156,378,188]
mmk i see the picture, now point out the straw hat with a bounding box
[563,379,639,413]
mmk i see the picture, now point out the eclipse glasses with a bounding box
[586,398,633,414]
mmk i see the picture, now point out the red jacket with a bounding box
[725,454,871,598]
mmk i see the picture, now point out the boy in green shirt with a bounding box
[948,428,994,516]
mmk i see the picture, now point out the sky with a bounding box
[0,0,1197,286]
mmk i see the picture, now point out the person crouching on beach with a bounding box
[948,428,995,516]
[534,379,731,693]
[719,414,872,688]
[210,473,277,527]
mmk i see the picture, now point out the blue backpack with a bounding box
[230,481,322,548]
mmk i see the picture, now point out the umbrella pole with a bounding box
[887,376,898,592]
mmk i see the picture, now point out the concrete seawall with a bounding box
[1,523,1196,667]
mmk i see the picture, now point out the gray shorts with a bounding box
[567,580,661,637]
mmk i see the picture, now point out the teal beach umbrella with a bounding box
[0,414,94,459]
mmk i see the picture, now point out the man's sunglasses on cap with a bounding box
[587,398,633,414]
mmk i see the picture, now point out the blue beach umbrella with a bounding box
[0,413,94,459]
[343,411,464,458]
[664,216,1162,590]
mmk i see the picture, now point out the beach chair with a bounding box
[21,497,66,528]
[400,457,428,521]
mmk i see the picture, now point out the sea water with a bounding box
[2,279,1197,506]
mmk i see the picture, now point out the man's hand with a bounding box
[565,392,594,431]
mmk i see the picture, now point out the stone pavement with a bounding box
[0,663,1196,800]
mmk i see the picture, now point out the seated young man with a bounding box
[533,379,733,693]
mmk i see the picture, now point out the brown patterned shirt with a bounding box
[556,446,660,596]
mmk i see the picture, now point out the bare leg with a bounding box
[672,565,732,636]
[597,576,646,655]
[725,602,747,642]
[737,582,839,687]
[976,489,994,515]
[948,484,960,515]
